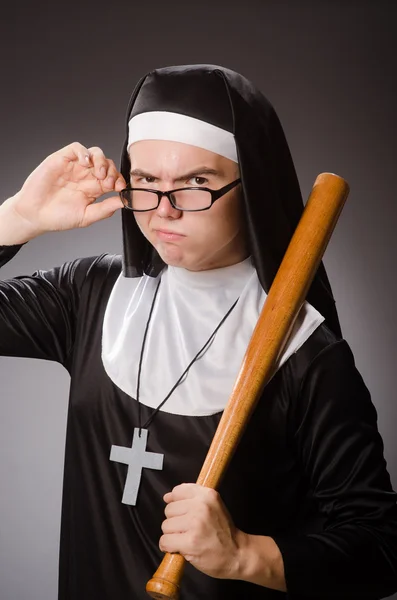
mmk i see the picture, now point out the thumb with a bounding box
[81,195,124,227]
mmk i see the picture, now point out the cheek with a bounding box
[210,198,243,238]
[187,200,243,247]
[134,213,151,238]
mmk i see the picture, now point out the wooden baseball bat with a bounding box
[146,172,350,600]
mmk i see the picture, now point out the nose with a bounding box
[155,193,181,218]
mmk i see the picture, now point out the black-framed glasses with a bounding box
[119,178,241,212]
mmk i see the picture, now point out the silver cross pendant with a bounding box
[110,428,164,505]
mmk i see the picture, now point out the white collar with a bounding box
[102,258,324,416]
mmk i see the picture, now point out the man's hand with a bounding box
[0,142,126,245]
[160,483,244,579]
[160,483,287,591]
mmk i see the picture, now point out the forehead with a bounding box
[128,140,236,171]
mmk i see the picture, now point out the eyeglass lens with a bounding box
[123,189,213,211]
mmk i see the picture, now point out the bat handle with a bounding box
[146,553,186,599]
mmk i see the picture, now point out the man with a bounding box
[1,64,397,599]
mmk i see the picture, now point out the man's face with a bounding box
[128,140,248,271]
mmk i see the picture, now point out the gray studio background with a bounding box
[0,1,396,599]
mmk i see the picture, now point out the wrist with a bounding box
[0,194,42,245]
[233,529,252,579]
[234,532,286,592]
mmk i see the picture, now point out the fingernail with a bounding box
[100,166,107,178]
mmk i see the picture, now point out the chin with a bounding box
[156,245,186,268]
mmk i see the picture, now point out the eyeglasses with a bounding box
[119,178,241,212]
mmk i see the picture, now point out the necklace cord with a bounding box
[135,278,239,432]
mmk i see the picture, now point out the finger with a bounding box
[102,175,116,191]
[101,175,126,194]
[109,162,126,186]
[56,142,92,167]
[80,195,123,227]
[88,146,109,180]
[165,483,206,503]
[102,160,126,192]
[100,161,122,191]
[159,533,187,555]
[164,499,190,518]
[115,175,127,191]
[161,515,190,535]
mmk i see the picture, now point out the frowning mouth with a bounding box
[154,229,186,240]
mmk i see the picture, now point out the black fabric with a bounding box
[1,244,397,599]
[120,65,341,338]
[0,243,24,267]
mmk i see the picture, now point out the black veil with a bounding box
[119,64,341,338]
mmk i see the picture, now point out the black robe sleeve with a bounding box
[274,339,397,598]
[0,244,101,369]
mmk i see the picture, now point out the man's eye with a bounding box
[143,176,156,184]
[189,177,208,186]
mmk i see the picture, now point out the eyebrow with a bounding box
[129,167,223,182]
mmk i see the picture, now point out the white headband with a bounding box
[127,111,238,163]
